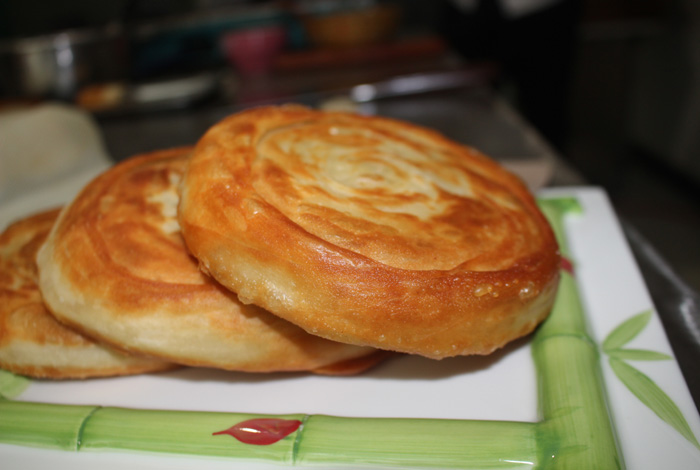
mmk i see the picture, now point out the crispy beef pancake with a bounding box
[0,209,173,379]
[37,148,382,373]
[179,105,560,359]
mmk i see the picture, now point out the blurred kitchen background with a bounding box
[0,0,698,290]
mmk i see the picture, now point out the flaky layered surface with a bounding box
[0,209,173,379]
[36,148,380,373]
[179,105,561,358]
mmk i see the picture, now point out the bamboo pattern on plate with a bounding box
[2,196,691,468]
[602,310,700,451]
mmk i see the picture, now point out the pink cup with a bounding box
[221,25,286,76]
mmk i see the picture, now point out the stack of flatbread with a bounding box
[0,105,560,380]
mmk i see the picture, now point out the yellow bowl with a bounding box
[303,4,400,48]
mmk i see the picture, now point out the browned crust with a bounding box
[312,350,395,375]
[179,105,561,358]
[37,147,380,373]
[0,209,174,379]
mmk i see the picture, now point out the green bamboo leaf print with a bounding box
[609,357,700,450]
[602,310,653,352]
[0,369,31,400]
[606,348,673,361]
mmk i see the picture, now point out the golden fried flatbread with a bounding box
[179,105,560,359]
[37,148,382,373]
[0,209,174,379]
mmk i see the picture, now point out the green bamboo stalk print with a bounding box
[0,369,30,400]
[535,198,623,470]
[0,399,541,468]
[0,197,624,469]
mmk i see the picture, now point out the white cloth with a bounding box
[0,103,112,229]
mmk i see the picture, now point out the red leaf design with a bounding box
[561,256,574,275]
[213,418,302,445]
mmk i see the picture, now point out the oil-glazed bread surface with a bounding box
[0,209,173,378]
[36,147,381,373]
[179,105,561,359]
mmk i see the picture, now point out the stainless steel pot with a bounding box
[0,24,128,100]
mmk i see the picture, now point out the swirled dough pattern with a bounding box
[37,147,382,373]
[180,106,561,358]
[0,209,174,378]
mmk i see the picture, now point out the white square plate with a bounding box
[1,187,699,469]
